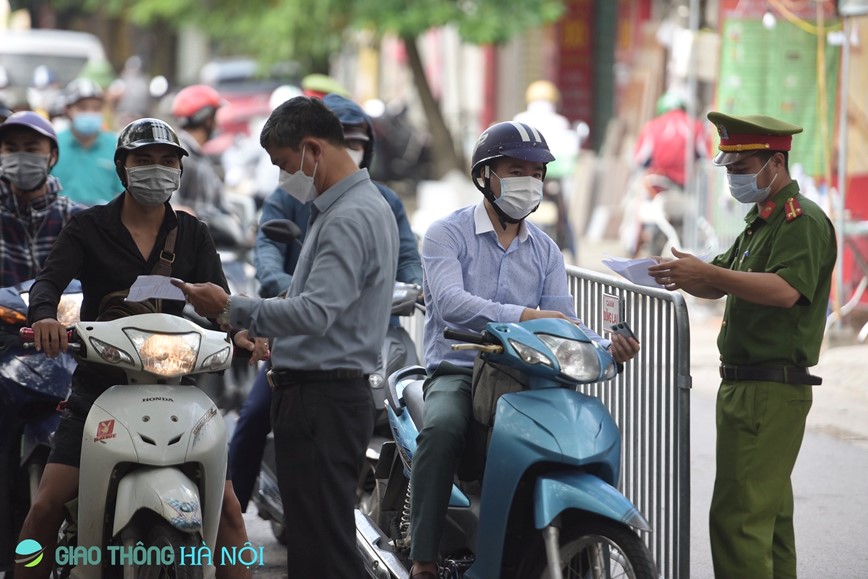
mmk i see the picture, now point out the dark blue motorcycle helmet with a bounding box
[322,93,375,169]
[470,121,555,224]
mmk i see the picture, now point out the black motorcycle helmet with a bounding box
[113,118,188,187]
[470,121,555,224]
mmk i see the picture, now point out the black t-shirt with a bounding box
[28,193,229,398]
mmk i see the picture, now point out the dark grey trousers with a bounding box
[271,377,373,579]
[409,365,474,562]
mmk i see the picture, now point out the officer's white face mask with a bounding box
[492,172,544,220]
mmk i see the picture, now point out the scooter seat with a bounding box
[402,379,426,430]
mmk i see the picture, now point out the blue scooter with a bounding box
[355,318,657,579]
[0,280,80,576]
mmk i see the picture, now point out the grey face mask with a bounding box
[126,164,181,206]
[726,157,777,204]
[1,152,51,191]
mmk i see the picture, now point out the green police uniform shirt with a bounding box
[711,181,836,367]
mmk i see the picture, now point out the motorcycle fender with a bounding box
[21,414,60,466]
[112,467,203,536]
[534,471,650,532]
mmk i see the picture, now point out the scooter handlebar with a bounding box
[19,327,80,351]
[443,328,487,344]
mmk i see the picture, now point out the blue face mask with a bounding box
[72,112,103,136]
[726,157,777,204]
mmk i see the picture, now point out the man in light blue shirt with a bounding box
[408,121,640,579]
[177,96,399,579]
[51,78,122,205]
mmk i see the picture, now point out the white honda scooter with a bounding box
[23,311,233,579]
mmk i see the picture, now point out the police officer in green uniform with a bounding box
[649,112,837,579]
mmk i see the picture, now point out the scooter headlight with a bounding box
[124,329,201,377]
[536,334,601,381]
[56,293,83,326]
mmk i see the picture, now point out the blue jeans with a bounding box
[227,363,272,511]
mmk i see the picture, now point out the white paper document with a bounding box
[601,256,661,288]
[126,275,186,302]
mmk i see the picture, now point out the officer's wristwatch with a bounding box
[216,296,232,326]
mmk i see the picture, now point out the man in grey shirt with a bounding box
[177,96,399,579]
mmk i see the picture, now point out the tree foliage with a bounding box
[352,0,564,44]
[76,0,565,175]
[75,0,564,68]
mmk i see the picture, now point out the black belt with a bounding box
[267,368,365,390]
[719,364,822,386]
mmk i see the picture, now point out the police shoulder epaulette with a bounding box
[784,197,803,222]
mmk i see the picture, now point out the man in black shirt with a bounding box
[17,119,253,579]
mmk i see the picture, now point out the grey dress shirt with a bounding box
[230,169,399,373]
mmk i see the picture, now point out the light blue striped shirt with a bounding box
[422,202,602,371]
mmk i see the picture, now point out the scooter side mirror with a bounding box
[261,219,303,246]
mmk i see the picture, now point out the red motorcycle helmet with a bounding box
[171,84,223,128]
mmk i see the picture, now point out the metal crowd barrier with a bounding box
[567,264,691,579]
[400,266,692,578]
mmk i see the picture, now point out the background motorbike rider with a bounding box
[0,111,81,577]
[50,77,123,206]
[513,80,579,257]
[170,84,245,246]
[0,111,83,288]
[627,90,710,257]
[16,118,256,579]
[228,91,423,512]
[407,120,641,579]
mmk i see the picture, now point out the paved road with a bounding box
[687,300,868,579]
[243,507,286,577]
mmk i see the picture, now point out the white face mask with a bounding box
[726,157,777,204]
[126,164,181,206]
[347,148,365,168]
[492,173,544,220]
[278,145,318,204]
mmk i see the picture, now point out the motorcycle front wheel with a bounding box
[123,520,203,579]
[519,518,657,579]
